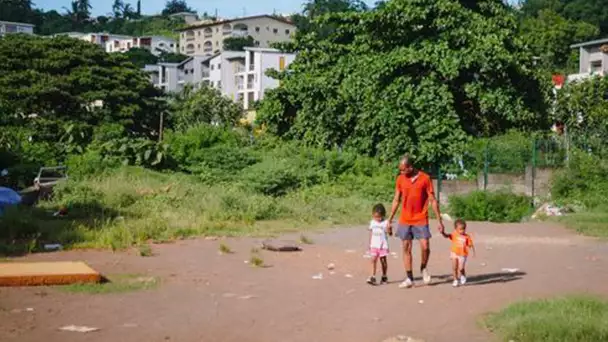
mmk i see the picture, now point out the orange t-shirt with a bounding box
[396,171,434,226]
[449,232,473,256]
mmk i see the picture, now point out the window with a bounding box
[285,29,290,35]
[279,56,285,71]
[185,69,189,75]
[170,44,174,47]
[218,81,222,89]
[254,40,260,46]
[211,64,214,70]
[255,27,260,33]
[273,28,278,34]
[191,69,194,74]
[218,63,221,70]
[591,61,603,73]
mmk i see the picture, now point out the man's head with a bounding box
[398,154,415,177]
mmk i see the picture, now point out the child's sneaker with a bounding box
[452,279,459,287]
[460,275,467,285]
[422,269,432,284]
[398,278,413,289]
[367,276,377,285]
[381,276,388,284]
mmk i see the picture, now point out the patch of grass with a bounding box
[482,295,608,342]
[558,209,608,238]
[250,247,260,254]
[299,234,314,245]
[249,254,264,268]
[218,243,233,254]
[138,244,153,257]
[59,274,159,294]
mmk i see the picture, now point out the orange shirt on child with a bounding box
[450,232,473,256]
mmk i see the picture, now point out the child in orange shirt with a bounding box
[441,219,475,287]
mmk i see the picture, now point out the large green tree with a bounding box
[161,0,194,16]
[0,0,34,22]
[519,10,599,73]
[258,0,550,164]
[170,85,243,131]
[0,35,165,141]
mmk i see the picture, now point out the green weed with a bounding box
[219,243,233,254]
[59,274,159,294]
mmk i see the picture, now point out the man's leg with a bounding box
[419,238,430,272]
[414,225,432,284]
[402,239,413,278]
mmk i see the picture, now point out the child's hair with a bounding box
[454,218,467,229]
[372,203,386,217]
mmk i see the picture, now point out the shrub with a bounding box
[449,190,532,222]
[243,159,303,196]
[551,150,608,209]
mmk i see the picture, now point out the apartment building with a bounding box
[0,21,35,36]
[53,32,133,47]
[568,38,608,82]
[177,15,296,56]
[144,47,296,111]
[106,36,177,55]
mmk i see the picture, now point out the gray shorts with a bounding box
[396,224,432,241]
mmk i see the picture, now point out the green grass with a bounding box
[299,234,314,245]
[0,166,385,254]
[558,209,608,238]
[138,244,153,257]
[219,243,233,254]
[59,274,159,294]
[249,254,265,267]
[483,295,608,342]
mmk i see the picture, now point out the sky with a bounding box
[35,0,376,18]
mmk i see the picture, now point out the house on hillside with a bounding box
[144,47,296,116]
[169,12,199,25]
[106,36,177,55]
[0,21,35,36]
[52,32,133,47]
[568,38,608,82]
[176,14,296,56]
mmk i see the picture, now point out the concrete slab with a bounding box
[0,261,101,286]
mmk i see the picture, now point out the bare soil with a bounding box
[1,220,607,342]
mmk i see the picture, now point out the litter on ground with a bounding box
[59,325,100,333]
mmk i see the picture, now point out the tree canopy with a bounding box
[258,0,550,164]
[0,34,165,141]
[169,85,243,131]
[161,0,194,16]
[223,35,255,51]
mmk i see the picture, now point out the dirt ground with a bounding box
[1,220,607,342]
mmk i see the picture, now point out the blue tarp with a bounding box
[0,187,21,216]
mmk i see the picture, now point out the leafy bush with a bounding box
[551,151,608,209]
[243,159,304,196]
[449,190,532,222]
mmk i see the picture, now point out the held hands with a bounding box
[387,221,393,236]
[437,220,445,234]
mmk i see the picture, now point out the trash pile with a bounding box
[531,203,566,219]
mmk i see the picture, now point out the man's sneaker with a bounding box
[422,269,432,284]
[398,278,413,289]
[452,279,459,287]
[460,275,467,285]
[381,276,388,284]
[367,276,377,285]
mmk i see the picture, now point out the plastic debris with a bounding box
[312,273,323,280]
[418,300,424,304]
[59,325,100,333]
[345,274,353,278]
[345,249,356,253]
[532,203,565,219]
[44,244,63,251]
[326,263,335,270]
[501,268,519,273]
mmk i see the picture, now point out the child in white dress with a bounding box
[367,203,390,285]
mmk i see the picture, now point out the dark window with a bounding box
[285,29,290,35]
[255,27,260,32]
[273,28,278,34]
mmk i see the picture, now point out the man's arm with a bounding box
[428,178,444,232]
[387,188,401,235]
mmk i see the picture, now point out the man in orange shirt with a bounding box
[387,155,444,288]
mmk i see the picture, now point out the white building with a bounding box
[568,38,608,82]
[53,32,133,47]
[144,47,296,112]
[169,12,199,25]
[177,14,296,56]
[0,21,35,36]
[106,36,177,56]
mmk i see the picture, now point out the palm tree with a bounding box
[112,0,125,18]
[123,3,135,19]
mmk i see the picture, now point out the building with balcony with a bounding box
[568,38,608,82]
[177,14,296,56]
[0,21,35,36]
[106,36,177,56]
[144,47,296,112]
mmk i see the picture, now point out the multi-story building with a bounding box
[568,38,608,82]
[0,21,35,36]
[53,32,134,47]
[106,36,177,55]
[177,15,296,56]
[144,47,296,113]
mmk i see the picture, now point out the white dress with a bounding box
[369,220,389,250]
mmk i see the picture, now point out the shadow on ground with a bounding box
[426,271,527,286]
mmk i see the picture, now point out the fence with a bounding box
[431,131,605,205]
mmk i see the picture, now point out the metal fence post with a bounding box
[483,142,489,191]
[531,138,537,205]
[437,164,442,204]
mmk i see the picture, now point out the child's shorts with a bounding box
[450,252,467,266]
[369,248,389,258]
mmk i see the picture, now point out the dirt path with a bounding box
[1,221,607,342]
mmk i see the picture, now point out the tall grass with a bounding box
[483,295,608,342]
